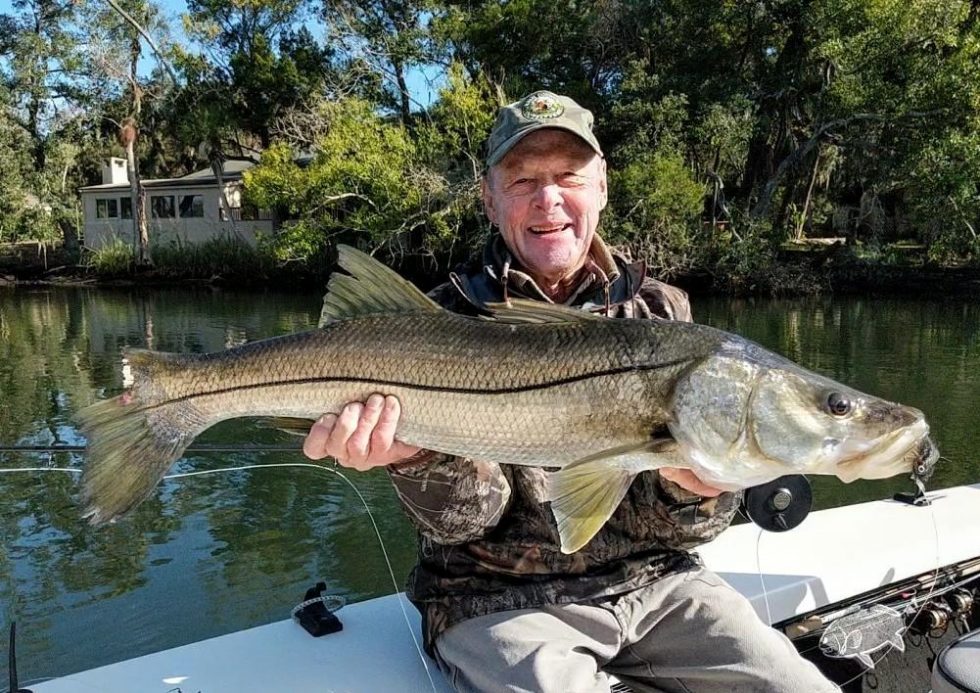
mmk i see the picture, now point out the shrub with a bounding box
[83,239,133,275]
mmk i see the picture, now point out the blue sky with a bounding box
[0,0,443,107]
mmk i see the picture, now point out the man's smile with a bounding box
[528,223,573,235]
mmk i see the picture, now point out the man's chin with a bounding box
[520,244,584,275]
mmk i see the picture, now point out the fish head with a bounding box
[747,365,938,483]
[669,343,938,487]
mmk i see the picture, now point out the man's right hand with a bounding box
[302,393,422,471]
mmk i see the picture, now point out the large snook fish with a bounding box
[77,246,939,553]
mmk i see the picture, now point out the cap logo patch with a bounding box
[521,93,564,120]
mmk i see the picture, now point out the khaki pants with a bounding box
[434,566,837,693]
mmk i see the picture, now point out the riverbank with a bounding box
[3,239,979,296]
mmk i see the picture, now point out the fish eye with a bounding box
[826,392,852,416]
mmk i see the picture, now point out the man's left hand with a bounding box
[659,468,723,497]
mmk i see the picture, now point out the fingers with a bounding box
[302,414,337,460]
[301,394,422,471]
[374,395,423,462]
[660,467,723,497]
[368,395,399,457]
[346,395,385,469]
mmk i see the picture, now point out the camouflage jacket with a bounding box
[388,233,741,653]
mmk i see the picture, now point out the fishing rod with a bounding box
[7,622,31,693]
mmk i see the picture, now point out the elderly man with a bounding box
[304,91,835,693]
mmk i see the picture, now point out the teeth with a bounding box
[531,225,564,232]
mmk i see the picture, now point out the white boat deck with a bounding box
[34,483,980,693]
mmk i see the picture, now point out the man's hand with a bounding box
[659,467,723,497]
[302,394,422,471]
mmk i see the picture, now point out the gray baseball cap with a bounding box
[485,91,603,167]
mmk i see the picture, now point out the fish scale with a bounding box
[135,317,680,465]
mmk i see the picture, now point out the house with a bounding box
[78,158,273,250]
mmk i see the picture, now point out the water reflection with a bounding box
[0,286,418,681]
[0,286,977,681]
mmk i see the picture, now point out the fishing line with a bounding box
[753,488,944,689]
[838,495,941,689]
[753,529,774,628]
[0,462,440,693]
[0,444,304,454]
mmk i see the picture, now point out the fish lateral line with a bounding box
[128,357,696,411]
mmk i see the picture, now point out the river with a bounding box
[0,285,977,683]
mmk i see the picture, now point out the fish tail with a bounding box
[78,349,204,525]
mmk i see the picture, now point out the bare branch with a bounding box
[751,110,945,219]
[103,0,178,84]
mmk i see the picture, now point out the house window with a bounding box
[151,195,175,219]
[96,198,118,219]
[120,197,133,219]
[220,201,261,221]
[179,194,204,218]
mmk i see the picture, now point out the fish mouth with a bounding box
[836,419,937,483]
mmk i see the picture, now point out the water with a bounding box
[0,286,977,683]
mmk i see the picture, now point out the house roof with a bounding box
[79,159,257,193]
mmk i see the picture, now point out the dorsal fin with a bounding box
[485,298,604,324]
[319,245,440,326]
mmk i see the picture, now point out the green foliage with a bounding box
[151,236,276,279]
[246,91,486,265]
[84,238,134,275]
[4,0,980,288]
[712,220,800,294]
[605,149,706,274]
[83,236,276,280]
[420,63,498,167]
[245,98,423,253]
[905,131,980,264]
[321,0,433,121]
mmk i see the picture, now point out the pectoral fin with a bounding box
[545,440,679,554]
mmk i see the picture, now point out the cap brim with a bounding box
[486,123,602,167]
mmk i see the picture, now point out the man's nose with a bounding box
[533,183,562,209]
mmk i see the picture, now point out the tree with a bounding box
[321,0,433,123]
[0,0,87,173]
[0,0,91,248]
[181,0,332,148]
[84,0,174,266]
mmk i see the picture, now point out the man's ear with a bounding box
[481,174,498,225]
[597,158,608,211]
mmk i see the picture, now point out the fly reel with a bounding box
[742,475,813,532]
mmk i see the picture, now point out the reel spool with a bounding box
[743,475,813,532]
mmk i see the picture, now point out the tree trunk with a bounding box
[120,120,151,267]
[393,57,411,123]
[127,140,151,266]
[795,148,822,241]
[210,146,238,235]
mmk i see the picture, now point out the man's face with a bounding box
[483,129,607,289]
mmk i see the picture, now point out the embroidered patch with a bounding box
[521,93,564,120]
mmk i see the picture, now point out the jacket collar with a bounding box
[482,232,621,303]
[451,232,646,312]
